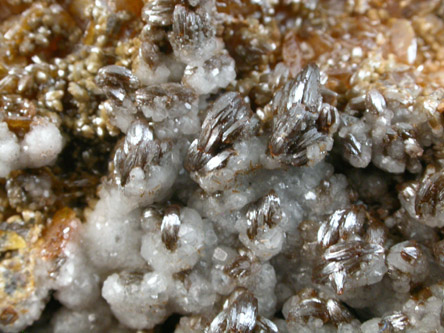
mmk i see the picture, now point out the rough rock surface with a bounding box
[1,0,444,332]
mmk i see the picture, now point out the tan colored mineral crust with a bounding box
[1,0,444,332]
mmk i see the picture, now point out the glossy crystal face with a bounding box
[1,0,444,332]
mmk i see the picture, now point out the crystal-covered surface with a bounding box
[1,0,444,332]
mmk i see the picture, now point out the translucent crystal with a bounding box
[96,65,140,108]
[206,289,276,333]
[415,170,444,227]
[268,65,338,167]
[283,288,355,331]
[185,92,259,192]
[237,191,286,260]
[168,5,217,64]
[113,120,160,187]
[314,241,387,295]
[317,206,366,249]
[142,0,176,26]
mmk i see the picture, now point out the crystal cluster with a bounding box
[1,0,444,332]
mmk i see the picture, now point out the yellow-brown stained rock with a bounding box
[0,208,79,327]
[40,207,80,261]
[0,218,42,326]
[0,230,26,252]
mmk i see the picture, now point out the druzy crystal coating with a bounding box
[1,0,444,332]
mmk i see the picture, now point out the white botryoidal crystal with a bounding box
[53,241,101,310]
[0,119,63,177]
[404,296,443,332]
[140,206,206,274]
[182,53,236,95]
[83,188,146,272]
[21,120,63,167]
[387,240,429,293]
[102,271,170,330]
[135,83,201,139]
[51,301,114,333]
[0,121,20,177]
[361,281,444,333]
[135,83,198,122]
[132,55,172,87]
[249,262,278,316]
[171,270,217,314]
[209,247,278,316]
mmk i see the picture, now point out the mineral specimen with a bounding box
[1,0,444,332]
